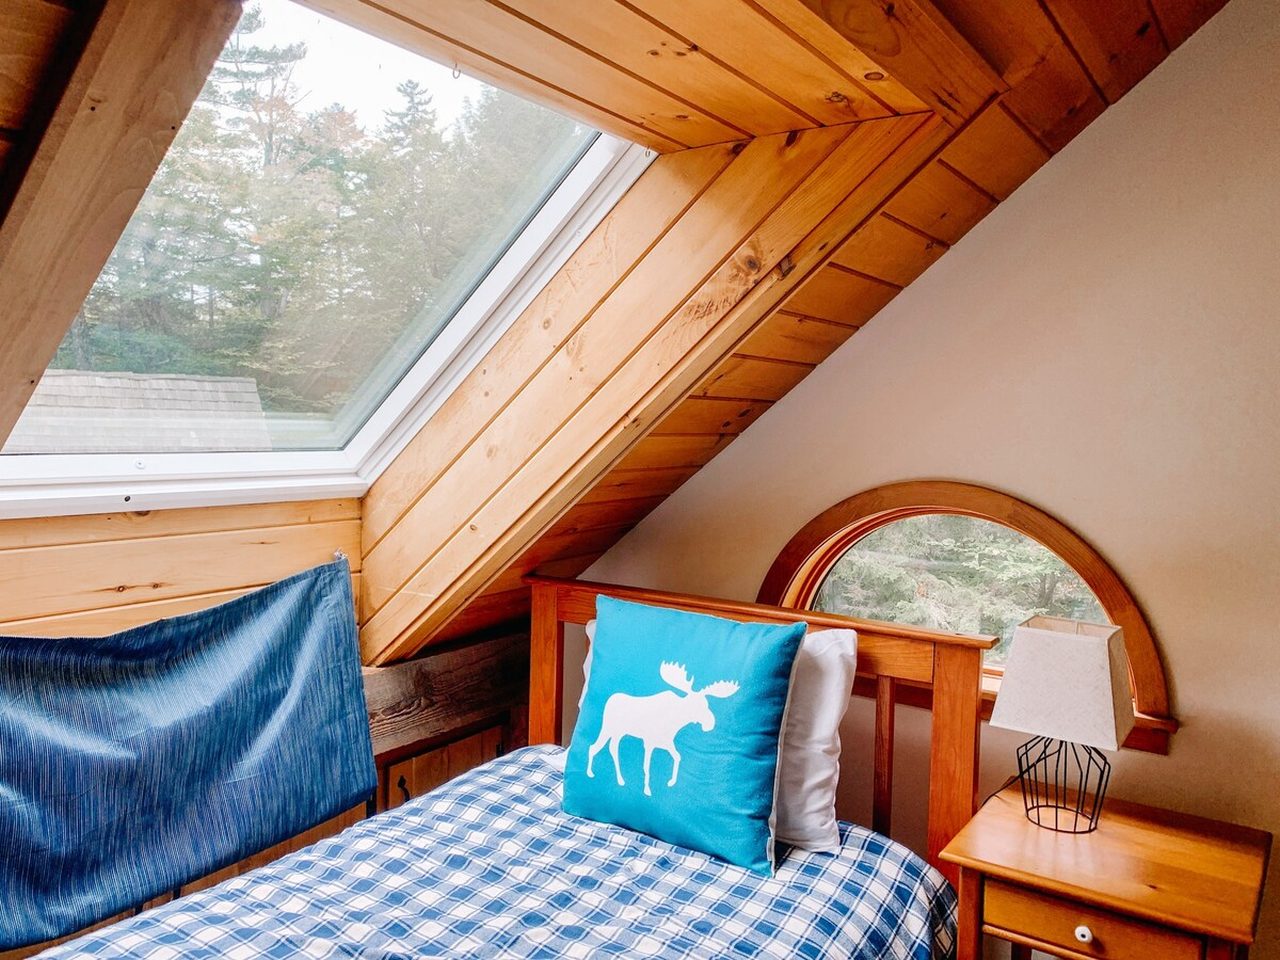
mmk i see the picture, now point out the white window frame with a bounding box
[0,135,653,520]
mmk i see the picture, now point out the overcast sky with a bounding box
[252,0,488,131]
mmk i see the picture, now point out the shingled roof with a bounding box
[3,370,271,454]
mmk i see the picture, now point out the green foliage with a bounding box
[813,515,1105,664]
[54,3,592,424]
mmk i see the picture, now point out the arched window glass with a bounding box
[811,514,1105,666]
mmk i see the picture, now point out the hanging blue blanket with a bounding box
[0,558,376,950]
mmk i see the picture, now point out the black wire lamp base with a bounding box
[1015,735,1112,834]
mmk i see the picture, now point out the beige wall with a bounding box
[580,0,1280,953]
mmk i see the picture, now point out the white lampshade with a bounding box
[989,616,1135,751]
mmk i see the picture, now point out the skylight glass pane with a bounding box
[3,0,595,455]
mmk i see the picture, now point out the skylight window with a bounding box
[0,1,648,518]
[3,0,595,456]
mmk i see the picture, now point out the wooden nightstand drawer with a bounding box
[984,881,1203,960]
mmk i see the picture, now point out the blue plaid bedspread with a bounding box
[41,746,956,959]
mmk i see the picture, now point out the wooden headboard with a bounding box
[525,575,995,886]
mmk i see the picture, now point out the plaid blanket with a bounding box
[42,746,955,959]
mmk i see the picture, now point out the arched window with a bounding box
[759,481,1177,753]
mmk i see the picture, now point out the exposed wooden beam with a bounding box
[0,0,243,447]
[359,113,946,664]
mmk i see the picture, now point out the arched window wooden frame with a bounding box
[759,480,1178,754]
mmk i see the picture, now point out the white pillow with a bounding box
[581,619,856,852]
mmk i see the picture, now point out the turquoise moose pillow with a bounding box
[562,596,806,875]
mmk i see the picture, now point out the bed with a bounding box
[36,576,992,959]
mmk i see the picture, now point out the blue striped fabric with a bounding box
[0,559,376,950]
[42,746,956,959]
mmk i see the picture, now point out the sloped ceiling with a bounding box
[0,0,1230,664]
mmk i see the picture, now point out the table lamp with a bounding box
[989,616,1134,833]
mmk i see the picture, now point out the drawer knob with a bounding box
[1074,925,1095,945]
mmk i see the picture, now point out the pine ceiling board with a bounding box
[625,0,895,125]
[794,0,1007,127]
[299,0,681,151]
[651,397,774,435]
[576,467,702,505]
[1042,0,1169,103]
[737,311,860,365]
[342,0,742,147]
[1149,0,1231,48]
[0,0,242,450]
[497,0,811,137]
[882,158,996,245]
[929,0,1104,153]
[752,0,931,116]
[696,355,816,401]
[781,263,901,325]
[359,116,946,661]
[361,142,737,553]
[361,124,859,620]
[542,496,670,540]
[0,0,75,132]
[831,212,949,285]
[613,434,736,473]
[938,100,1050,201]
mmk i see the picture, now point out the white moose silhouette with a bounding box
[587,661,739,796]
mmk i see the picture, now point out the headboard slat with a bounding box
[524,575,993,886]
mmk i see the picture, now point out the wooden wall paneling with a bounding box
[1148,0,1230,49]
[360,115,948,662]
[626,0,896,126]
[361,124,858,622]
[1041,0,1169,103]
[793,0,1007,126]
[650,396,774,435]
[0,0,243,448]
[930,0,1103,152]
[576,466,702,505]
[695,355,816,400]
[0,1,76,132]
[737,312,859,365]
[540,497,669,539]
[361,142,738,551]
[613,434,735,473]
[882,158,996,244]
[937,101,1051,201]
[782,263,901,325]
[0,500,360,635]
[498,0,811,137]
[831,213,949,285]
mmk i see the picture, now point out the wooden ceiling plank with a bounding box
[361,141,738,552]
[737,310,860,365]
[831,212,948,285]
[576,466,702,505]
[939,99,1051,200]
[0,0,243,448]
[782,262,901,325]
[1041,0,1168,103]
[541,496,670,540]
[750,0,931,115]
[929,0,1103,152]
[0,0,76,132]
[308,0,741,148]
[498,0,813,136]
[614,434,736,472]
[359,115,947,661]
[695,354,816,401]
[625,0,895,125]
[882,158,996,245]
[1148,0,1230,49]
[651,396,774,435]
[361,125,855,619]
[795,0,1007,126]
[299,0,682,151]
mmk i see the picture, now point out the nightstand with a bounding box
[940,785,1271,960]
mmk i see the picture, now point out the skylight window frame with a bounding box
[0,134,652,520]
